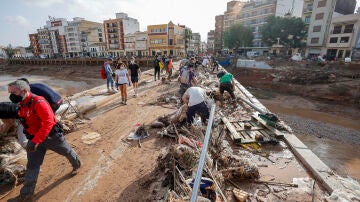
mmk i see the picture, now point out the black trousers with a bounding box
[154,67,160,80]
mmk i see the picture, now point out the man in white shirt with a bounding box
[182,87,210,123]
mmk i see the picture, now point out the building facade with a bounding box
[104,18,125,57]
[65,18,103,58]
[86,42,107,57]
[37,28,52,58]
[135,31,149,57]
[305,0,356,57]
[124,33,136,57]
[29,33,41,57]
[147,21,185,56]
[207,30,215,55]
[214,15,224,55]
[188,33,201,55]
[116,13,140,35]
[215,0,303,55]
[326,14,360,60]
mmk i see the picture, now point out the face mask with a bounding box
[121,66,125,69]
[131,60,135,64]
[9,93,23,103]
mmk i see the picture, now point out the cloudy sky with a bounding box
[0,0,228,47]
[1,0,359,47]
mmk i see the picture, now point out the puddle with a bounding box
[262,101,360,182]
[0,74,103,102]
[297,134,360,182]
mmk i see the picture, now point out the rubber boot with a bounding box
[66,149,81,175]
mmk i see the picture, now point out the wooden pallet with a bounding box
[222,117,279,145]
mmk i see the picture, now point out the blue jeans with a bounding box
[106,74,114,88]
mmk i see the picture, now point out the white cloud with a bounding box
[23,0,64,7]
[4,16,31,27]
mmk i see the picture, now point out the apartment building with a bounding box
[135,31,148,57]
[305,0,356,57]
[65,17,103,58]
[214,0,303,55]
[214,15,224,55]
[189,33,201,54]
[326,14,360,60]
[87,42,107,57]
[124,33,136,57]
[29,33,41,56]
[104,13,139,57]
[147,21,185,56]
[37,28,52,58]
[115,13,140,35]
[207,30,215,55]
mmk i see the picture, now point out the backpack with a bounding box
[179,67,190,84]
[101,65,106,79]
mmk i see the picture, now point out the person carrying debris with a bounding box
[104,58,117,93]
[128,56,141,97]
[217,71,236,107]
[7,80,81,201]
[178,62,197,96]
[182,86,210,124]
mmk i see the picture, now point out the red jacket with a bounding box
[18,93,56,144]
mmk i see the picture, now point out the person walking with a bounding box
[154,55,161,81]
[115,62,131,104]
[7,80,81,201]
[167,56,173,81]
[104,58,117,93]
[182,86,210,124]
[128,56,141,97]
[217,71,236,107]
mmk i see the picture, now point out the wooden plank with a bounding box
[222,117,242,144]
[251,112,284,139]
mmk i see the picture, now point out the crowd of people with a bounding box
[0,54,235,201]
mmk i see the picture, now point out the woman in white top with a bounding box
[115,62,131,104]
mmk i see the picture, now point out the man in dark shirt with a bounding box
[128,56,141,97]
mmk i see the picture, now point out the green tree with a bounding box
[5,44,15,58]
[223,23,253,66]
[261,15,307,53]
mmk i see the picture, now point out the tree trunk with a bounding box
[230,47,239,69]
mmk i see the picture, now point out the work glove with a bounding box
[25,141,37,152]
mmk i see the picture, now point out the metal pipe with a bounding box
[190,104,216,202]
[236,94,267,115]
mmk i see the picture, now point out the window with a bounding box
[345,50,351,57]
[315,13,324,20]
[344,24,354,33]
[311,37,319,44]
[307,4,313,11]
[304,16,311,24]
[333,25,342,34]
[329,37,338,43]
[340,37,349,43]
[317,0,326,8]
[313,25,321,32]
